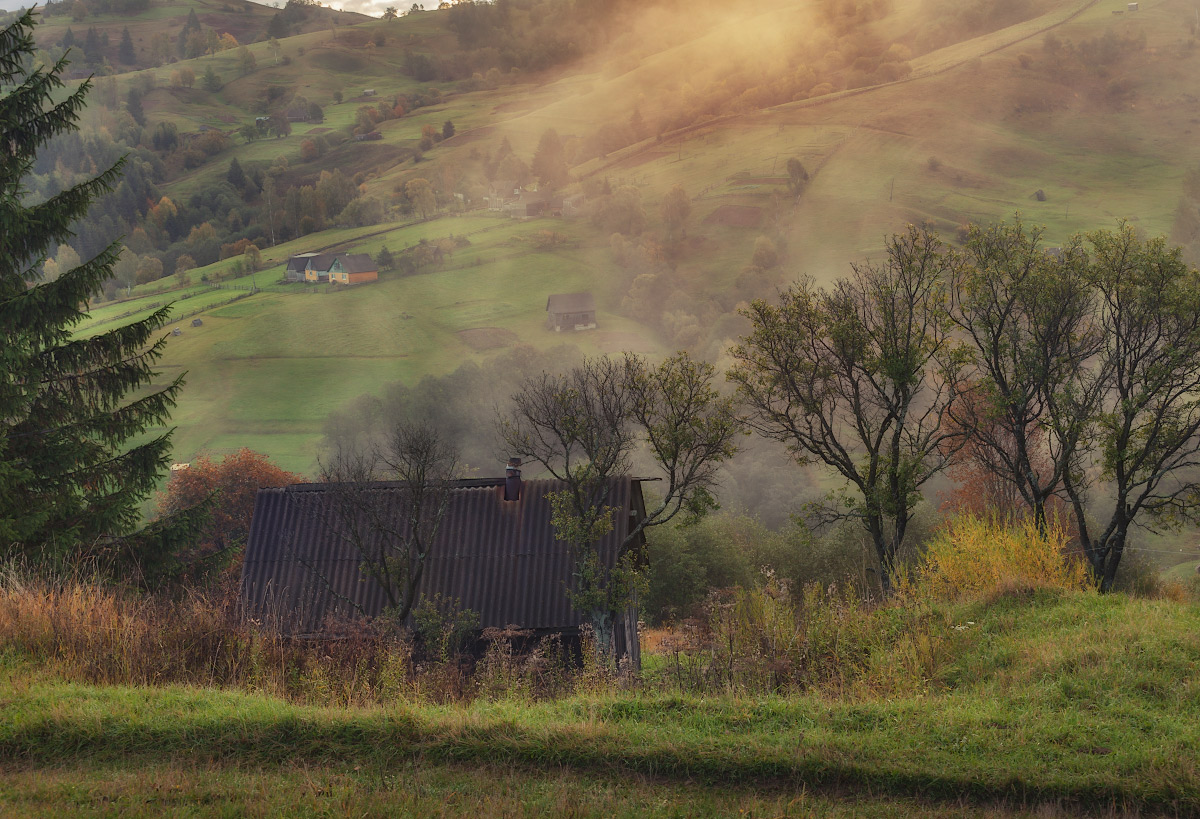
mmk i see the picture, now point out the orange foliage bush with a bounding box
[156,449,303,584]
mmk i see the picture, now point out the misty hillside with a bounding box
[26,0,1200,495]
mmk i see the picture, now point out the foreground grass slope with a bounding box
[3,589,1198,815]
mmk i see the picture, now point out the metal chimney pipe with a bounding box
[504,457,522,501]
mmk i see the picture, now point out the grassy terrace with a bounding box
[2,589,1198,816]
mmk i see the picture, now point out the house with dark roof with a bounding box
[504,190,561,220]
[285,253,319,282]
[327,253,378,286]
[546,292,597,331]
[304,253,337,283]
[240,474,647,664]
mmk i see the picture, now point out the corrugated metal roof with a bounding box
[546,292,595,314]
[241,477,645,636]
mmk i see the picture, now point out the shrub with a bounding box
[652,572,947,697]
[917,515,1090,598]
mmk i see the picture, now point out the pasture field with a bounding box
[2,589,1198,816]
[139,212,661,473]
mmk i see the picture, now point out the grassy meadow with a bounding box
[3,517,1200,816]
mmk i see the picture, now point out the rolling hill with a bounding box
[41,0,1200,477]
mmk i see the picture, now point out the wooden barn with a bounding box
[546,292,597,331]
[285,253,318,282]
[240,474,648,665]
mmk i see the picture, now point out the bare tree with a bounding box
[948,219,1105,532]
[498,352,740,655]
[315,422,459,624]
[728,225,965,594]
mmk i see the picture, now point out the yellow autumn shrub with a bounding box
[918,514,1090,598]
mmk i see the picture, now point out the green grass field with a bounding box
[3,589,1198,816]
[127,211,661,473]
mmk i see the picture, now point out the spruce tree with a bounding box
[118,26,135,65]
[0,10,185,570]
[226,157,245,190]
[125,87,144,126]
[82,26,101,64]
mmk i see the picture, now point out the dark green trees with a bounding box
[0,10,183,569]
[118,26,135,64]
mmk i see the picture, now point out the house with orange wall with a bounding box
[304,253,379,286]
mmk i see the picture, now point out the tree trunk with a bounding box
[1031,498,1048,536]
[590,609,614,665]
[867,516,895,597]
[1098,530,1125,594]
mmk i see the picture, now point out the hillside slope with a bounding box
[53,0,1200,475]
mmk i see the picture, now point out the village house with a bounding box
[303,253,336,283]
[240,471,647,664]
[546,292,597,331]
[299,252,380,285]
[327,253,379,286]
[504,190,562,220]
[285,252,318,282]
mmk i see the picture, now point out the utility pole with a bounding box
[265,178,277,247]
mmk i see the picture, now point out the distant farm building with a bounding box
[505,191,561,219]
[286,252,319,282]
[328,253,378,286]
[304,253,336,284]
[362,88,377,96]
[486,179,520,210]
[546,292,597,331]
[296,252,378,286]
[240,474,648,664]
[285,107,310,122]
[561,193,586,218]
[354,131,383,142]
